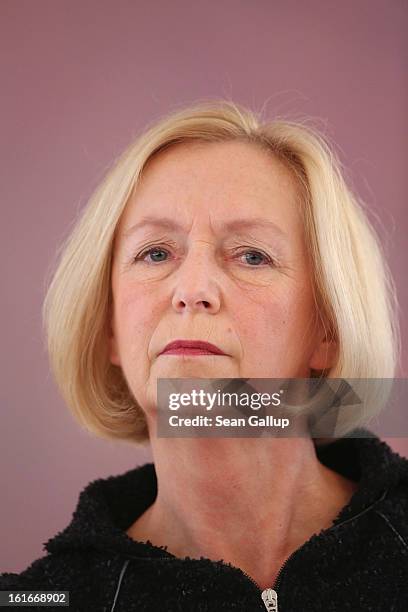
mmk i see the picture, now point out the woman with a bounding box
[1,101,407,611]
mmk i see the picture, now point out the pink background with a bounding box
[1,0,407,571]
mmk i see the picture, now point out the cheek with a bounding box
[234,285,314,353]
[113,283,160,354]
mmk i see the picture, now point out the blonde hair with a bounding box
[42,100,401,444]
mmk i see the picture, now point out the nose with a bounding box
[171,242,221,314]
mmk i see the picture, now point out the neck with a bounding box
[127,434,358,591]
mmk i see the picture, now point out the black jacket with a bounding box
[1,429,408,611]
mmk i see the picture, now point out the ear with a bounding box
[309,327,338,372]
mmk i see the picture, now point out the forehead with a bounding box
[142,140,297,195]
[118,140,303,234]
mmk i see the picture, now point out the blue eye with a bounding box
[134,247,169,263]
[240,250,271,266]
[142,247,167,263]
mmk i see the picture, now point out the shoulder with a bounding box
[0,551,104,612]
[1,549,102,590]
[0,554,55,590]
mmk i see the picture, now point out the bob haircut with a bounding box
[42,100,401,445]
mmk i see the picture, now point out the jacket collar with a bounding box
[44,428,408,558]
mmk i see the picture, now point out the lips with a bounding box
[159,339,227,356]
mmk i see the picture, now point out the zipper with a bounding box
[261,589,278,612]
[239,548,297,612]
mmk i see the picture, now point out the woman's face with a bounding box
[110,141,335,421]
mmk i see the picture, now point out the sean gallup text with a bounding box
[168,415,290,428]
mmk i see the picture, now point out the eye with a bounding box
[133,246,170,264]
[237,249,274,267]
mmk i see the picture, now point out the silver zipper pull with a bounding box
[261,588,278,612]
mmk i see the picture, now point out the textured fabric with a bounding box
[1,429,408,611]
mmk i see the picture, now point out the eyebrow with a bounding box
[121,216,287,241]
